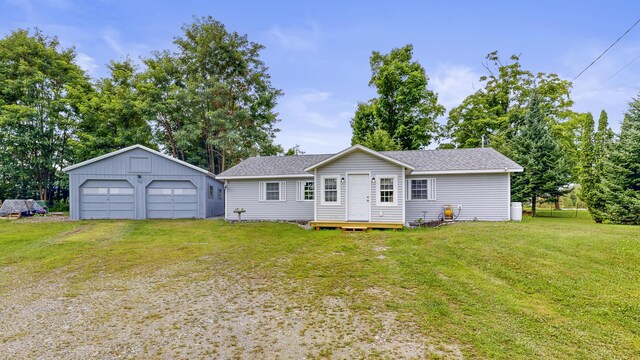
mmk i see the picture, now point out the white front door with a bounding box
[347,174,370,221]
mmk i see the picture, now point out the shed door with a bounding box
[146,181,198,218]
[80,180,135,219]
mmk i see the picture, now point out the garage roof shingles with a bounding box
[217,147,522,178]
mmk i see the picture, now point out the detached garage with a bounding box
[63,145,224,220]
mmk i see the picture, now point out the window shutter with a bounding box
[280,181,287,201]
[296,181,302,201]
[258,182,264,201]
[406,179,411,200]
[428,178,436,200]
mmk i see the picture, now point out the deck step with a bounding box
[341,226,368,232]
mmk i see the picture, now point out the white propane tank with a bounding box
[511,202,522,221]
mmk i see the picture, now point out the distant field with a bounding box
[1,216,638,358]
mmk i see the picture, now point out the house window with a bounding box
[322,176,340,205]
[407,178,436,200]
[259,181,286,202]
[218,187,223,200]
[297,181,314,201]
[377,176,397,206]
[209,185,214,198]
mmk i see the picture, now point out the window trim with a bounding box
[296,180,314,202]
[258,181,286,202]
[376,175,398,207]
[406,178,436,201]
[208,185,214,198]
[217,187,223,201]
[320,175,341,205]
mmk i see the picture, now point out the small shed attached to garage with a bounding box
[63,144,224,220]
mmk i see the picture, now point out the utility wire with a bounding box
[578,53,640,98]
[573,17,640,81]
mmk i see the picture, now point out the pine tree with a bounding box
[511,93,570,216]
[602,99,640,224]
[590,110,614,222]
[577,113,597,217]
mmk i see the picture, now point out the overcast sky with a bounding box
[3,0,640,153]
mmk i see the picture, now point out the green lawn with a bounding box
[1,216,639,358]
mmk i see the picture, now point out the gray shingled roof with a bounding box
[217,147,522,178]
[381,148,522,172]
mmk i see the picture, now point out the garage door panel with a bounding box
[80,180,135,220]
[109,202,135,211]
[109,210,135,218]
[146,180,198,219]
[173,196,198,203]
[147,210,172,218]
[81,202,109,211]
[173,202,198,210]
[108,195,135,203]
[173,210,197,218]
[80,195,109,203]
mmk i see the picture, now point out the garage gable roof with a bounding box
[62,144,216,178]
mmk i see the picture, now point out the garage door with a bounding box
[146,181,198,218]
[80,180,135,219]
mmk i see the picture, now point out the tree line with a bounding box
[0,19,637,224]
[350,46,639,224]
[0,17,299,205]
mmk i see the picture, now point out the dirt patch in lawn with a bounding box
[0,262,461,359]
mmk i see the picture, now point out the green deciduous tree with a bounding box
[0,29,91,201]
[602,99,640,224]
[511,93,570,216]
[172,16,282,173]
[75,59,154,160]
[446,52,573,150]
[350,44,444,150]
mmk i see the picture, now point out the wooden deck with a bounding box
[310,221,404,231]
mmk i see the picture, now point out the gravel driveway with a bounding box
[0,260,461,359]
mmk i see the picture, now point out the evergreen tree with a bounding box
[511,93,570,216]
[602,99,640,224]
[577,113,597,216]
[589,110,614,222]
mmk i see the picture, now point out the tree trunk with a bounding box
[554,196,560,210]
[531,195,537,217]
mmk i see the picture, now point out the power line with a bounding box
[573,17,640,81]
[577,53,640,99]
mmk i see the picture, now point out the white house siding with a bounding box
[315,150,404,223]
[224,178,314,221]
[405,173,510,222]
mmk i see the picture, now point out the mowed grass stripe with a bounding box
[0,215,638,358]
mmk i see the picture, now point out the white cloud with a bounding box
[265,23,320,52]
[430,64,481,111]
[279,89,353,129]
[75,52,98,75]
[276,89,355,153]
[102,27,124,55]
